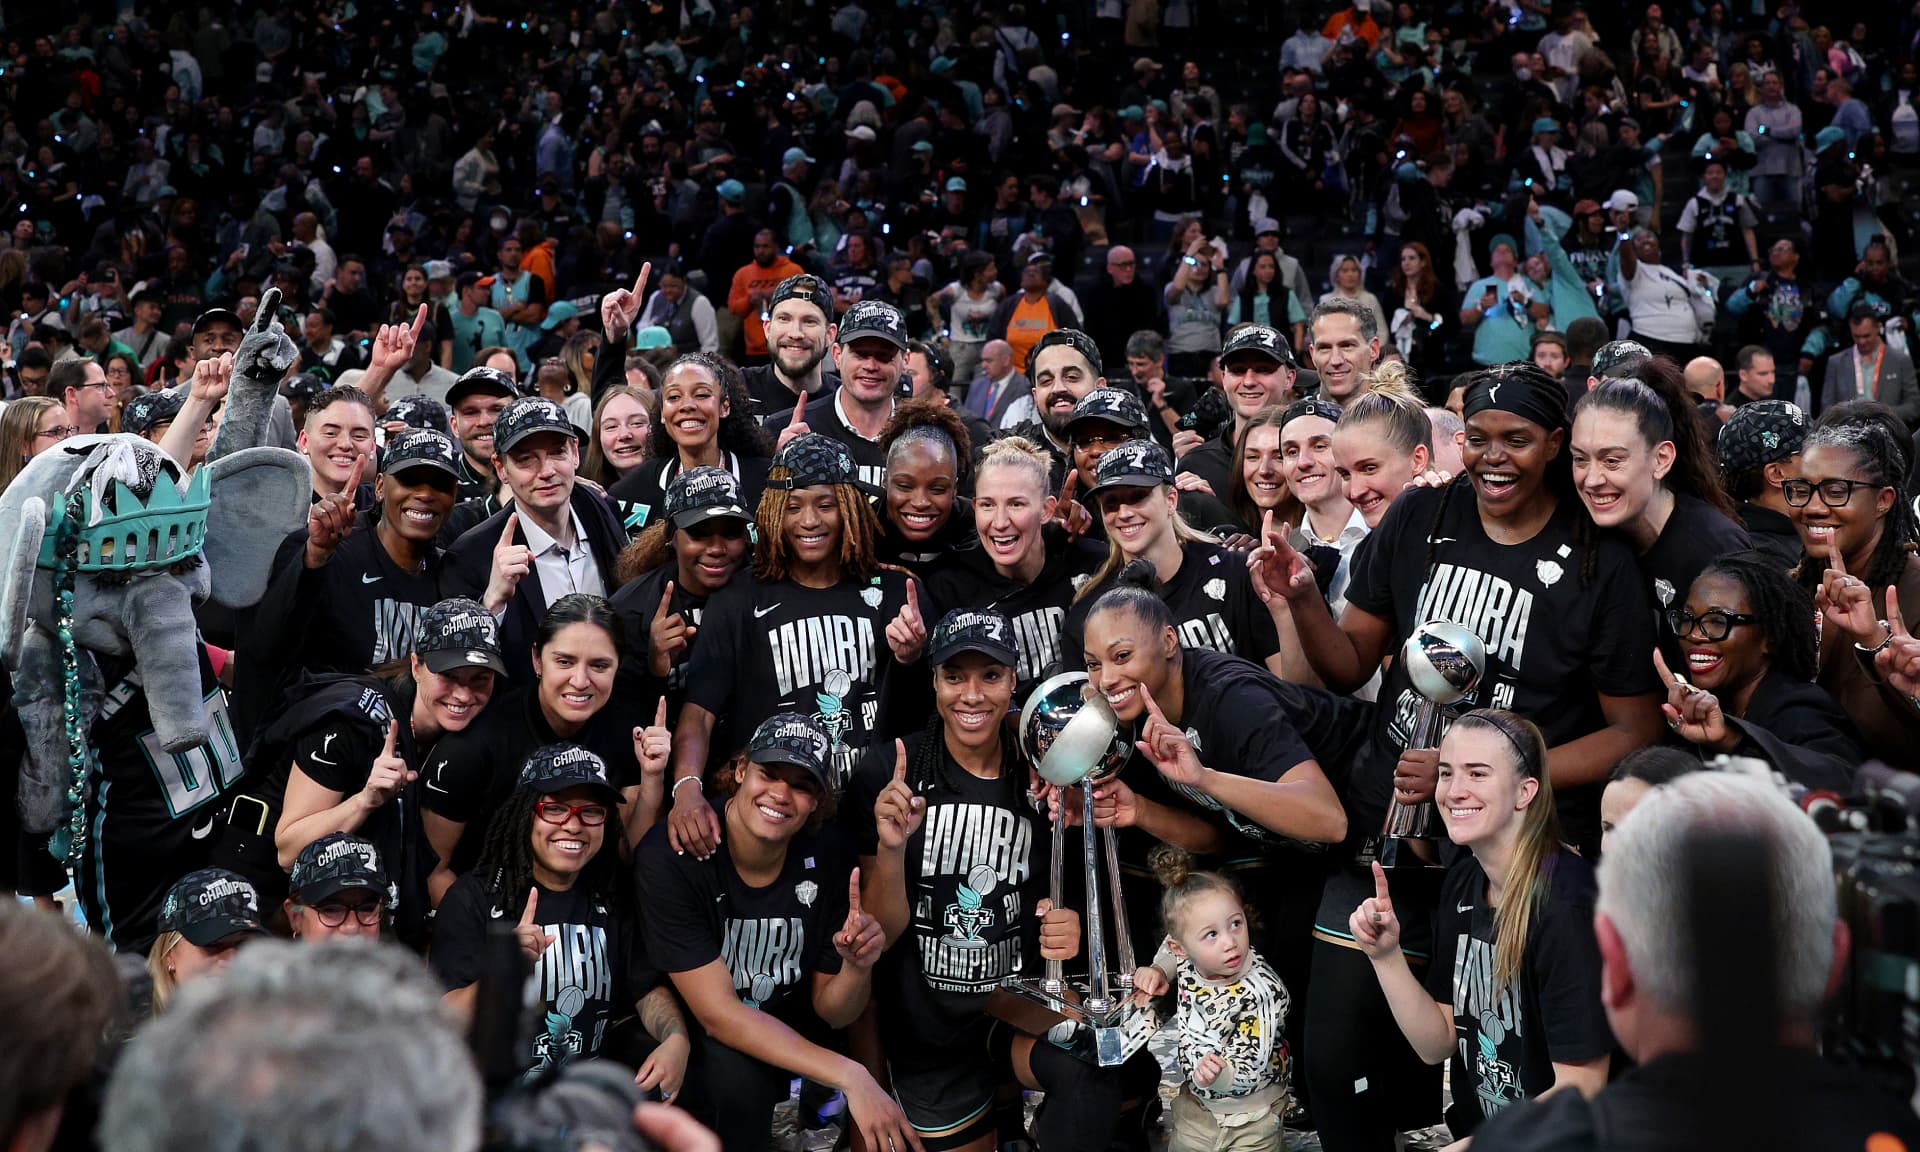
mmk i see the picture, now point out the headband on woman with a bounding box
[1462,361,1567,432]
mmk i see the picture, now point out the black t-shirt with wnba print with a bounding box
[923,530,1109,699]
[1059,540,1281,672]
[844,731,1051,1045]
[433,877,657,1078]
[683,567,915,791]
[1423,851,1611,1137]
[75,645,246,953]
[636,811,851,1027]
[1341,484,1658,849]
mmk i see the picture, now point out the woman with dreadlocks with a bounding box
[1786,402,1920,764]
[609,351,772,536]
[1653,554,1860,788]
[432,743,690,1093]
[1569,371,1748,652]
[845,607,1156,1152]
[665,432,918,860]
[1250,361,1662,1152]
[876,397,976,571]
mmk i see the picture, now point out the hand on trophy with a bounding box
[1089,777,1139,828]
[1034,898,1082,962]
[1392,747,1440,805]
[836,867,885,968]
[1128,964,1169,1004]
[1135,684,1204,787]
[1349,861,1403,958]
[874,740,926,850]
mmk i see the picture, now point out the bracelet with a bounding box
[1856,621,1895,656]
[671,775,703,799]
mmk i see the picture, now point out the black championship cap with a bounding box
[1592,339,1652,379]
[1221,323,1297,367]
[518,743,624,806]
[768,432,863,491]
[769,273,834,321]
[836,299,910,350]
[159,868,268,946]
[290,833,390,903]
[445,365,521,409]
[413,597,507,675]
[381,427,463,479]
[1026,327,1104,380]
[665,465,753,528]
[1066,387,1150,435]
[385,394,453,436]
[122,389,185,436]
[927,607,1019,667]
[746,712,833,788]
[281,371,330,403]
[492,396,583,452]
[1718,399,1809,475]
[1087,436,1175,497]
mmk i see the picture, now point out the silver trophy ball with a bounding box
[1400,621,1488,705]
[1019,672,1132,787]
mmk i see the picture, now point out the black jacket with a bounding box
[1722,667,1862,792]
[1735,501,1802,572]
[440,487,629,688]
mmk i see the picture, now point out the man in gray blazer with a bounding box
[1823,305,1920,430]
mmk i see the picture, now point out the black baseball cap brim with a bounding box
[420,645,508,676]
[445,375,520,408]
[179,914,267,948]
[1066,407,1148,433]
[382,454,464,480]
[497,420,585,452]
[672,503,754,529]
[292,873,388,904]
[928,634,1019,668]
[838,327,910,351]
[525,773,625,806]
[749,745,833,789]
[1085,469,1170,499]
[191,308,244,336]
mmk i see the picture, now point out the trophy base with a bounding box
[1360,833,1444,870]
[986,977,1161,1066]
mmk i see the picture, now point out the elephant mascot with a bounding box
[0,289,310,951]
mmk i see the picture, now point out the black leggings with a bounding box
[1302,938,1443,1152]
[1025,1034,1165,1152]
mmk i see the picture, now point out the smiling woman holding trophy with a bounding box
[848,607,1161,1152]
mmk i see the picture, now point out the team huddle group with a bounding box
[22,268,1920,1152]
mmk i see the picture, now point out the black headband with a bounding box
[1462,362,1567,432]
[1026,328,1104,381]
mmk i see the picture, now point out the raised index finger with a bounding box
[520,887,540,926]
[345,450,366,494]
[1371,860,1391,904]
[790,394,807,427]
[383,719,399,757]
[1651,646,1683,691]
[1138,681,1168,724]
[1889,585,1911,639]
[1059,469,1077,503]
[656,579,675,621]
[655,696,668,728]
[409,302,428,340]
[892,738,907,782]
[1829,545,1850,581]
[847,867,863,916]
[633,261,653,300]
[905,580,920,619]
[499,511,520,549]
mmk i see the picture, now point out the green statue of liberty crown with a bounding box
[36,463,211,573]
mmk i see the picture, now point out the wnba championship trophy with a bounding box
[987,672,1159,1066]
[1369,621,1487,869]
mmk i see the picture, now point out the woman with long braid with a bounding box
[1249,361,1662,1152]
[847,607,1158,1152]
[1787,403,1920,763]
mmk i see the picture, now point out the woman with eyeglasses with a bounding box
[0,396,71,491]
[1786,404,1920,764]
[284,832,391,942]
[434,743,691,1095]
[101,349,146,429]
[1652,554,1860,788]
[610,352,772,536]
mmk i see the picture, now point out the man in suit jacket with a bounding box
[964,338,1031,425]
[1822,305,1920,430]
[440,396,627,688]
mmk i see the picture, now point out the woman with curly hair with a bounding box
[876,397,975,571]
[609,352,771,535]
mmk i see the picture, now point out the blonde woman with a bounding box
[0,396,72,493]
[145,868,267,1016]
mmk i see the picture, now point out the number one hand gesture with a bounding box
[885,581,928,663]
[634,698,672,777]
[1349,861,1402,958]
[777,392,812,451]
[516,888,553,961]
[485,513,531,613]
[1134,683,1202,786]
[874,740,926,850]
[359,720,416,811]
[836,867,884,967]
[649,580,696,677]
[1246,510,1316,604]
[1877,586,1920,699]
[1653,648,1731,750]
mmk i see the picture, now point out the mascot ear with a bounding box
[202,446,312,609]
[0,495,45,669]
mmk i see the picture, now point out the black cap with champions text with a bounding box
[385,394,453,436]
[492,395,584,452]
[1592,339,1652,379]
[927,608,1020,668]
[746,712,833,788]
[836,299,910,350]
[413,597,507,675]
[1221,323,1297,367]
[381,427,464,479]
[1066,387,1150,434]
[290,833,390,904]
[665,465,754,528]
[518,742,625,806]
[159,868,268,946]
[1086,436,1175,497]
[445,365,521,410]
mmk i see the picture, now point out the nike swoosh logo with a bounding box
[425,778,449,793]
[190,818,216,840]
[1457,903,1473,913]
[361,574,383,584]
[754,603,781,618]
[1431,537,1457,545]
[490,907,505,919]
[308,754,337,766]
